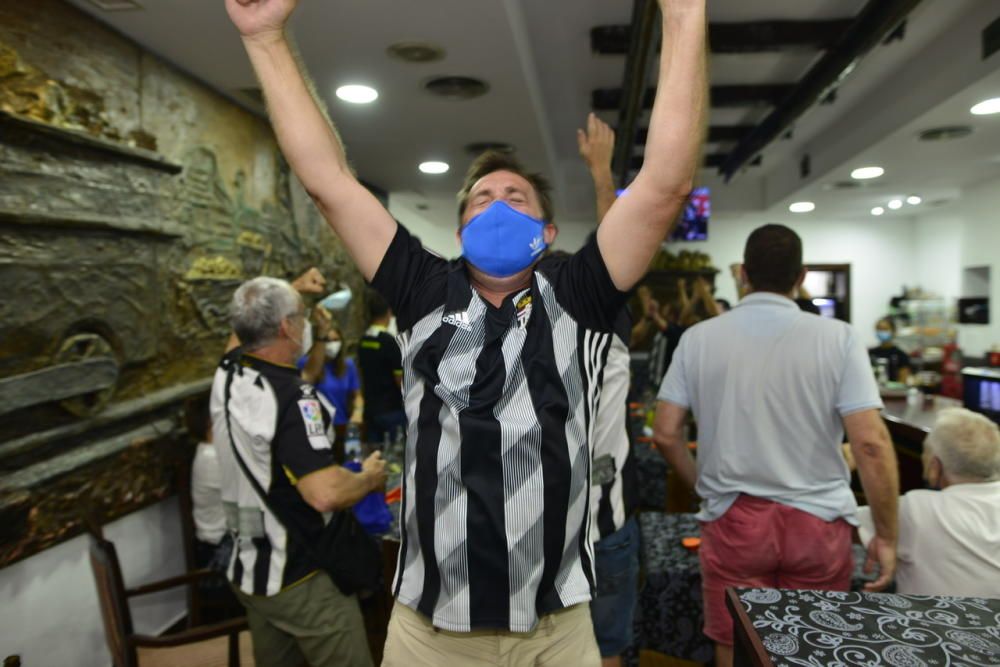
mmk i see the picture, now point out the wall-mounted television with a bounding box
[615,186,709,241]
[671,186,710,241]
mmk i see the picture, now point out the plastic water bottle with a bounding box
[344,423,362,460]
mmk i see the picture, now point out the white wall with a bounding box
[681,213,919,347]
[0,499,187,667]
[913,177,1000,357]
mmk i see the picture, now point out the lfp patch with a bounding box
[298,399,325,438]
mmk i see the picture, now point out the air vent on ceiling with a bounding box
[85,0,142,10]
[424,76,489,100]
[824,180,862,191]
[918,126,973,142]
[465,141,514,155]
[387,42,446,63]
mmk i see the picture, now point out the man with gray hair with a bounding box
[211,276,387,667]
[858,407,1000,597]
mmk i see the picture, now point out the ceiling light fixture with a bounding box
[871,207,885,216]
[336,85,378,104]
[419,161,450,175]
[888,199,903,210]
[906,195,922,205]
[851,166,884,180]
[788,202,815,213]
[970,97,1000,116]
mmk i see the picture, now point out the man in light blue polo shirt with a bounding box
[653,224,899,667]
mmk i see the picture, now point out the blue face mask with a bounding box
[461,201,548,277]
[876,331,893,343]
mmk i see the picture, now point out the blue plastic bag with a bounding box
[343,460,393,535]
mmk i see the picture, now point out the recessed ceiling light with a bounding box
[336,85,378,104]
[789,202,815,213]
[906,195,922,205]
[888,199,903,210]
[852,166,884,180]
[970,97,1000,116]
[419,161,450,174]
[871,207,885,216]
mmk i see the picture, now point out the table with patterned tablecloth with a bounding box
[631,511,713,663]
[629,512,885,666]
[732,588,1000,667]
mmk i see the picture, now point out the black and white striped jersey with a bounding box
[371,223,628,632]
[589,313,639,542]
[209,351,337,596]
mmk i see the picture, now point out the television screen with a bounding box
[670,186,710,241]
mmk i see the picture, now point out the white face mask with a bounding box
[324,341,342,358]
[320,287,352,311]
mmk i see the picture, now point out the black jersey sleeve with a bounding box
[370,223,450,332]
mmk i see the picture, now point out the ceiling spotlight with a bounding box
[851,166,884,180]
[906,195,922,205]
[336,84,378,104]
[788,202,815,213]
[419,161,450,174]
[871,207,885,216]
[970,97,1000,116]
[888,199,903,210]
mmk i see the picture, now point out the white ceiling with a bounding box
[65,0,1000,227]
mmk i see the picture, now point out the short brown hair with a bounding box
[456,151,554,224]
[743,224,803,294]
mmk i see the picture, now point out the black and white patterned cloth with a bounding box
[737,588,1000,667]
[633,440,669,510]
[631,512,713,663]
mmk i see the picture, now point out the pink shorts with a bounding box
[699,494,852,645]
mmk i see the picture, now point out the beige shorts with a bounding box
[381,600,601,667]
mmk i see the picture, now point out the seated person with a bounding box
[300,321,362,443]
[182,397,231,574]
[869,317,911,383]
[857,407,1000,596]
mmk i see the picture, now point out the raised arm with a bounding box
[225,0,396,281]
[578,113,617,224]
[597,0,708,290]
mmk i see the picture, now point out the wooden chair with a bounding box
[88,533,254,667]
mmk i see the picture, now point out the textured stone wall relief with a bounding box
[0,0,363,567]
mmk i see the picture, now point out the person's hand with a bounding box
[577,113,615,171]
[730,262,742,279]
[862,535,897,592]
[694,277,710,295]
[645,298,660,319]
[225,0,298,43]
[311,306,332,341]
[291,267,326,295]
[677,278,687,294]
[361,451,388,492]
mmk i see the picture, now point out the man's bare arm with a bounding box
[225,0,396,281]
[597,0,708,291]
[844,409,899,591]
[653,400,697,491]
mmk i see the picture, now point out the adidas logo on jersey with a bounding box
[442,310,472,331]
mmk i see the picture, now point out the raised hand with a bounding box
[224,0,298,42]
[311,305,332,340]
[291,266,327,295]
[577,112,616,172]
